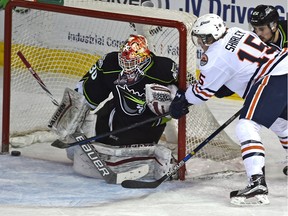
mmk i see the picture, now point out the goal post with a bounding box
[2,0,240,180]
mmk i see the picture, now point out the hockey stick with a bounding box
[121,108,242,189]
[17,51,59,106]
[51,111,170,149]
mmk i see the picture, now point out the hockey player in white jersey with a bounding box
[169,14,287,205]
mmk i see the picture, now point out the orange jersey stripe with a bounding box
[256,48,288,81]
[246,76,269,119]
[194,85,213,98]
[241,145,265,154]
[280,140,288,144]
[256,58,274,81]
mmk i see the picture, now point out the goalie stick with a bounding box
[51,111,170,149]
[121,108,242,189]
[17,51,59,106]
[15,53,149,183]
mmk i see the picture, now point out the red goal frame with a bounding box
[2,0,188,180]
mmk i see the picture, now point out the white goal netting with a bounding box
[3,0,241,179]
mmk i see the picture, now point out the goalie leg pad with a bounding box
[95,144,176,180]
[73,145,103,179]
[68,140,156,157]
[154,145,177,180]
[93,143,156,157]
[71,144,152,180]
[48,88,91,138]
[68,139,175,180]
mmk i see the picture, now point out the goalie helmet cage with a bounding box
[2,0,240,180]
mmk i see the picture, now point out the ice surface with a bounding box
[0,67,287,216]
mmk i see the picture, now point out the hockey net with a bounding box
[2,0,241,180]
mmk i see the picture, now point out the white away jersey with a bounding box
[186,27,288,105]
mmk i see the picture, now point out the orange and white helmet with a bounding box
[119,34,151,73]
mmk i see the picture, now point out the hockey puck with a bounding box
[283,166,287,176]
[11,150,21,156]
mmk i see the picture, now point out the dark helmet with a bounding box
[250,5,279,26]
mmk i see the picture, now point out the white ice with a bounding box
[0,67,287,216]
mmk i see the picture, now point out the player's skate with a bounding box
[230,174,269,206]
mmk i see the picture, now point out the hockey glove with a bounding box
[169,90,190,119]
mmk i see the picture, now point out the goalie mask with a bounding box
[191,14,226,47]
[116,35,151,85]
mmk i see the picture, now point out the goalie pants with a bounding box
[95,100,166,146]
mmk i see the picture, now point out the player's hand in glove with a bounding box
[169,90,191,119]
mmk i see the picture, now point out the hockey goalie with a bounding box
[49,35,179,183]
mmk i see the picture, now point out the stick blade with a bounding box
[121,175,167,189]
[51,139,69,149]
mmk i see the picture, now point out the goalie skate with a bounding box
[230,174,269,206]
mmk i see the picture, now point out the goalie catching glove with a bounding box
[145,83,177,116]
